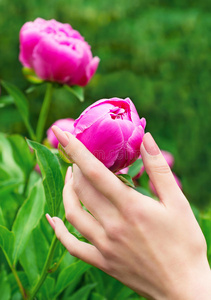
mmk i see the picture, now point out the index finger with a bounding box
[52,125,132,207]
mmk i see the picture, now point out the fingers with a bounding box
[63,167,105,245]
[140,133,186,206]
[49,216,106,269]
[71,165,119,225]
[52,125,133,209]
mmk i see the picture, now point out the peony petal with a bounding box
[19,27,43,68]
[161,150,174,168]
[125,125,145,166]
[47,118,75,148]
[75,117,124,169]
[32,36,82,83]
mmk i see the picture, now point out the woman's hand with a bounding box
[47,126,211,300]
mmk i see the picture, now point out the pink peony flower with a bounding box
[161,150,174,168]
[72,97,146,172]
[19,18,99,86]
[47,118,75,148]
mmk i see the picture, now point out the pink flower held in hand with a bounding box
[72,97,146,172]
[19,18,99,86]
[47,118,75,148]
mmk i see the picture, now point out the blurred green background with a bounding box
[0,0,211,207]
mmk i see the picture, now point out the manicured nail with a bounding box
[65,166,72,184]
[52,125,69,147]
[143,132,160,156]
[46,213,55,230]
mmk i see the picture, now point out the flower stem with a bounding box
[36,83,53,143]
[2,249,27,299]
[29,215,66,300]
[29,233,58,300]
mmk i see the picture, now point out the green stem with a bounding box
[2,250,27,299]
[11,265,27,299]
[36,83,53,143]
[29,215,66,300]
[25,122,36,141]
[29,234,58,300]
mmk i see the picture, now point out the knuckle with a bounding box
[105,221,125,241]
[87,164,100,181]
[65,209,76,224]
[151,163,171,175]
[98,239,114,258]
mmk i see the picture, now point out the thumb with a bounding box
[140,133,184,206]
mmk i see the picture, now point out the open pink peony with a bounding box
[19,18,99,86]
[72,97,146,172]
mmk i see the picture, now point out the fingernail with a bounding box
[46,213,55,230]
[65,166,72,184]
[143,132,160,156]
[52,125,69,148]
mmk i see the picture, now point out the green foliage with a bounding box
[27,140,63,216]
[0,1,211,299]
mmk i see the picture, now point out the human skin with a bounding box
[47,126,211,300]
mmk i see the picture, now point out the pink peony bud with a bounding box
[47,118,75,148]
[19,18,99,86]
[161,150,174,168]
[72,97,146,172]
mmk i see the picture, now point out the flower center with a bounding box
[110,107,125,119]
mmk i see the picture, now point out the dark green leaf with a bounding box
[39,277,55,300]
[0,207,6,227]
[135,186,152,197]
[8,135,34,179]
[0,225,15,264]
[0,95,14,108]
[90,293,106,300]
[55,260,91,296]
[27,140,63,216]
[12,179,45,264]
[1,80,35,139]
[19,225,49,285]
[117,174,135,188]
[128,159,143,178]
[114,286,135,300]
[0,269,11,300]
[64,84,84,102]
[67,284,96,300]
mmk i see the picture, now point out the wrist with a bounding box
[168,260,211,300]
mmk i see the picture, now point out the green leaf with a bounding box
[0,269,11,300]
[8,135,34,180]
[58,143,73,164]
[55,260,91,296]
[19,225,49,285]
[0,207,6,227]
[64,84,84,102]
[12,179,45,264]
[0,225,15,264]
[27,140,64,216]
[22,67,44,84]
[114,286,135,300]
[67,283,96,300]
[8,271,29,297]
[128,159,143,178]
[0,95,14,108]
[1,80,36,139]
[117,174,135,188]
[39,277,55,300]
[135,186,152,197]
[90,293,106,300]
